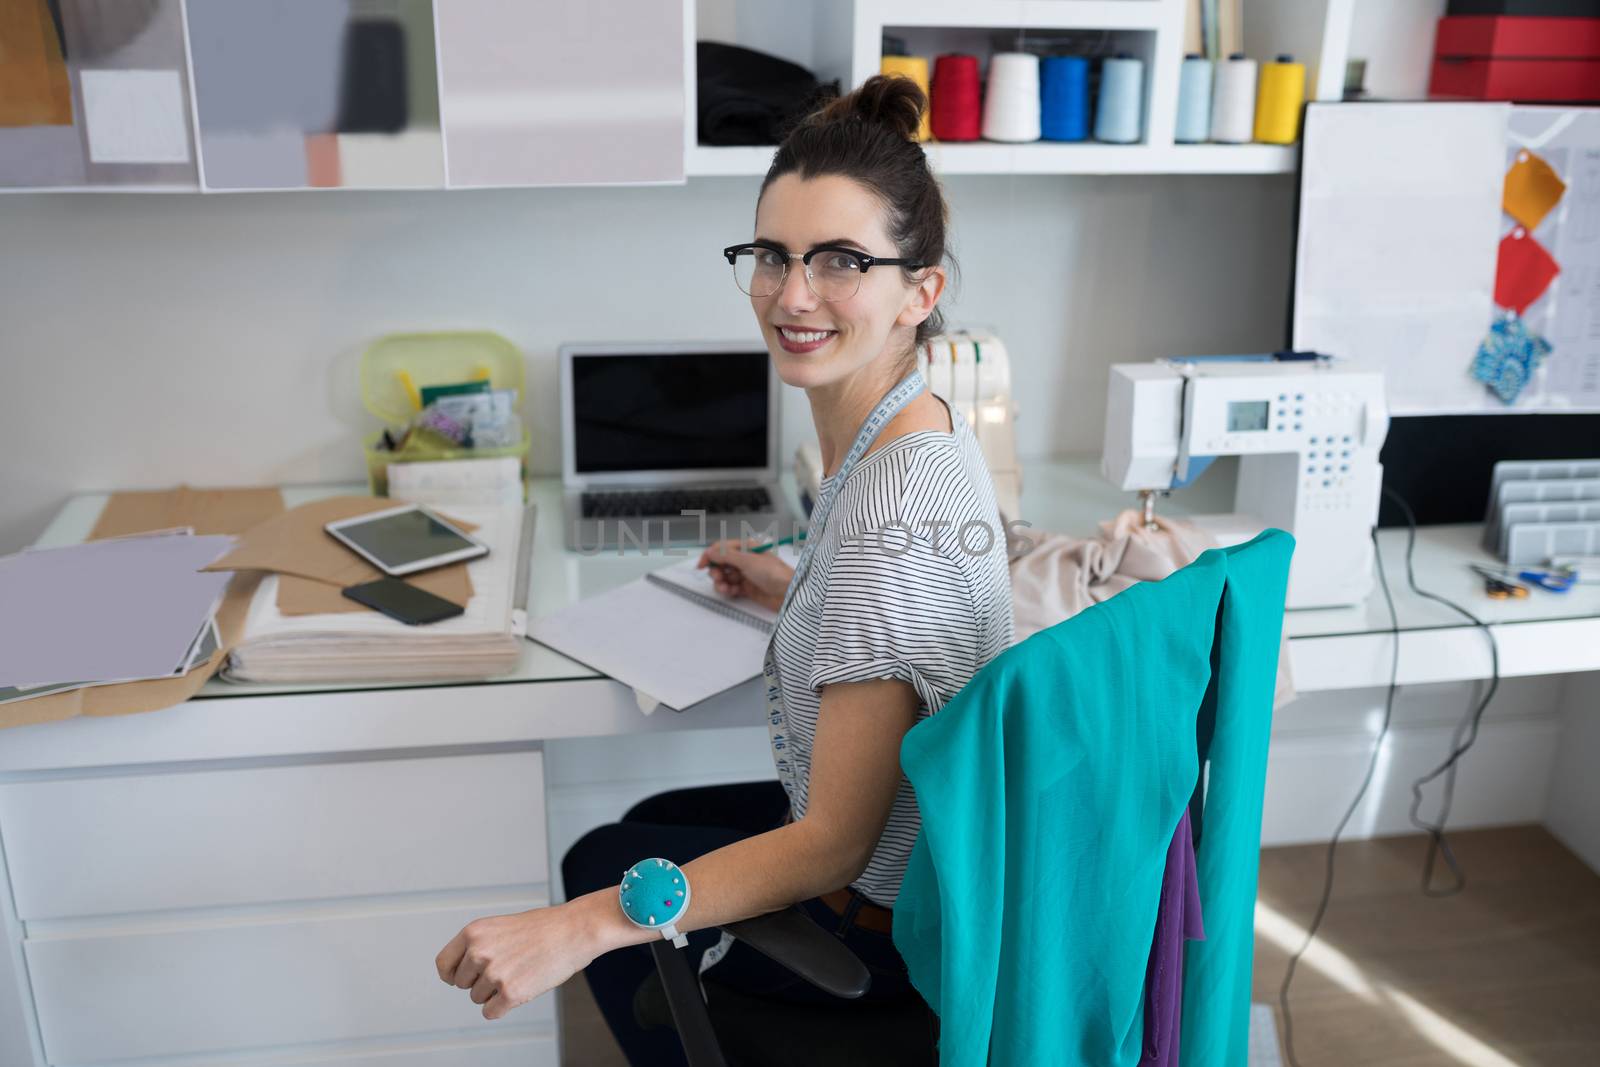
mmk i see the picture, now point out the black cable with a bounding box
[1383,486,1501,898]
[1280,488,1503,1066]
[1278,521,1400,1067]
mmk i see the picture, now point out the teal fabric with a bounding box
[1179,533,1294,1067]
[893,530,1293,1066]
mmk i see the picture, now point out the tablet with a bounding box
[324,504,489,577]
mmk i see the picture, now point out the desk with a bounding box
[1,459,1597,1067]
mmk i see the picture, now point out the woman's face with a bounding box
[750,173,943,390]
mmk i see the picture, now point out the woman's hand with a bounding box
[696,538,794,613]
[435,904,596,1020]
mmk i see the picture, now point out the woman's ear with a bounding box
[896,265,947,329]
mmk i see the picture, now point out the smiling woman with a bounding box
[438,76,1011,1066]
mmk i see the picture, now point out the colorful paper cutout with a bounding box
[1472,314,1552,404]
[1503,149,1566,231]
[0,0,72,127]
[1494,227,1560,314]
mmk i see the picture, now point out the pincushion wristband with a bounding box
[619,857,691,948]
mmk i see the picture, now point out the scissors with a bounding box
[1469,563,1577,595]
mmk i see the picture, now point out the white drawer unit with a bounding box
[234,1037,560,1067]
[24,896,554,1064]
[0,749,547,920]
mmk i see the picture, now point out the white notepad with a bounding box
[528,545,798,713]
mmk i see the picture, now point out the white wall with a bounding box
[0,173,1294,553]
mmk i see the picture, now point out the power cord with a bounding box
[1384,487,1501,898]
[1278,486,1502,1067]
[1278,520,1400,1067]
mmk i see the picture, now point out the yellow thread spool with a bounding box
[880,55,932,141]
[1253,54,1305,144]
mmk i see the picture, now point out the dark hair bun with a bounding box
[764,73,953,351]
[817,74,926,143]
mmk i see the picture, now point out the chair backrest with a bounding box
[893,529,1294,1066]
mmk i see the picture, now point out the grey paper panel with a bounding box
[0,535,234,689]
[186,0,346,134]
[198,130,309,190]
[0,127,87,187]
[188,0,442,190]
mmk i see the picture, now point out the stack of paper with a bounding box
[222,503,534,684]
[527,544,798,713]
[0,533,234,705]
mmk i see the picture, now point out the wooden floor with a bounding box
[1255,825,1600,1066]
[560,826,1600,1065]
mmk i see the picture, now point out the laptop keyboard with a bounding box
[580,486,774,519]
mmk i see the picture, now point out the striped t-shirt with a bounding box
[769,395,1014,907]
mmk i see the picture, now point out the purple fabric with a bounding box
[1141,807,1206,1067]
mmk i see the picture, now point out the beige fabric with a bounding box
[1009,510,1297,711]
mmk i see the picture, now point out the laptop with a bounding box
[559,341,798,551]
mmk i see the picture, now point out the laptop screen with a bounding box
[571,349,770,474]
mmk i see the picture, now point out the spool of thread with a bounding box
[982,52,1041,142]
[1040,56,1090,141]
[930,54,982,142]
[880,54,932,141]
[1254,54,1306,144]
[1210,53,1257,143]
[1094,54,1143,144]
[1175,54,1212,144]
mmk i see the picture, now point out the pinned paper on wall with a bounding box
[1503,148,1566,230]
[186,0,444,190]
[1,0,199,187]
[1494,226,1560,315]
[80,69,191,164]
[1472,314,1554,404]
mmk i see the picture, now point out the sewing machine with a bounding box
[1101,354,1389,609]
[796,330,1023,521]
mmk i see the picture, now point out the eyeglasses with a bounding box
[722,242,927,302]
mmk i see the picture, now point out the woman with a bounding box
[434,76,1014,1062]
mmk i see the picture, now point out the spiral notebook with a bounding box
[642,550,793,632]
[527,544,799,713]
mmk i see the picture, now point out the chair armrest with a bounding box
[722,905,871,999]
[647,905,874,1067]
[650,938,729,1067]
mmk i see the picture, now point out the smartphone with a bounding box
[341,577,465,626]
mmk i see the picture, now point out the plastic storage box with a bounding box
[359,331,530,497]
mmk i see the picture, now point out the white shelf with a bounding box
[687,141,1297,177]
[867,0,1167,32]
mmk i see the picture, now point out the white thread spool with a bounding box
[982,52,1042,142]
[1210,53,1257,144]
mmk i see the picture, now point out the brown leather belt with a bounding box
[819,887,894,934]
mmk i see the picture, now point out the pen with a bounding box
[705,534,805,578]
[751,534,805,554]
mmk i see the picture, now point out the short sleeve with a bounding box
[807,534,980,716]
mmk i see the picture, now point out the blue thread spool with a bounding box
[1175,54,1212,143]
[1040,56,1090,141]
[1095,54,1144,144]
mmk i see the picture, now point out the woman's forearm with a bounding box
[567,820,863,956]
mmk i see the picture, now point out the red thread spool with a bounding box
[930,54,982,141]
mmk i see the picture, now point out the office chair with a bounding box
[640,531,1289,1066]
[635,904,936,1067]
